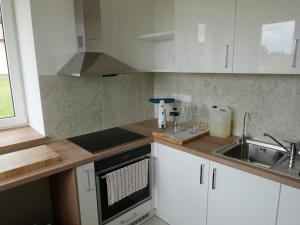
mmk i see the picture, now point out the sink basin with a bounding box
[215,140,286,168]
[215,139,300,179]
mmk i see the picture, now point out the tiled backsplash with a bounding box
[154,73,300,141]
[39,73,154,139]
[39,72,300,142]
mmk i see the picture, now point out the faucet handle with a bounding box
[282,140,299,156]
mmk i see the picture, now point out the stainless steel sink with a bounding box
[216,140,286,168]
[215,139,300,179]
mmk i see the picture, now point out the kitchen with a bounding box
[0,0,299,225]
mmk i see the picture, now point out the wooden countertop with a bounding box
[0,124,154,192]
[0,119,299,192]
[123,119,299,189]
[0,126,47,154]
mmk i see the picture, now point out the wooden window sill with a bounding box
[0,126,47,154]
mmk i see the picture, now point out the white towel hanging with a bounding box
[106,158,149,206]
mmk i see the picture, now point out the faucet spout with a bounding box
[241,113,251,160]
[262,132,291,153]
[262,132,298,168]
[241,112,251,145]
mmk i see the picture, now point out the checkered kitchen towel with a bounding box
[106,158,149,206]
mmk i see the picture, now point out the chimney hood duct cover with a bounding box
[58,0,137,76]
[58,52,136,76]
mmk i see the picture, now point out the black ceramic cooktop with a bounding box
[68,127,146,154]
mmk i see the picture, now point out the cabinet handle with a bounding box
[200,164,204,184]
[212,168,217,190]
[224,45,230,68]
[293,39,299,68]
[84,170,92,191]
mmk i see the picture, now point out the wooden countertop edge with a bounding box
[0,119,298,192]
[0,126,47,155]
[0,137,154,192]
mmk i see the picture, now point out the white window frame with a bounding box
[0,0,27,129]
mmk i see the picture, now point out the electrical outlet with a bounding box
[172,93,192,103]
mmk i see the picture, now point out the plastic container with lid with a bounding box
[209,106,232,138]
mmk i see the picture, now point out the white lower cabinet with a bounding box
[277,185,300,225]
[75,145,298,225]
[156,144,283,225]
[156,144,209,225]
[76,163,99,225]
[207,162,281,225]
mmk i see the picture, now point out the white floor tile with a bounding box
[142,216,168,225]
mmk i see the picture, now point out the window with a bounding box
[0,0,27,129]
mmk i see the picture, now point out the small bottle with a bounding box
[170,108,180,133]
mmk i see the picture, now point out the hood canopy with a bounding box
[58,52,137,76]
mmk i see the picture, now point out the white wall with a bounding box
[152,0,174,70]
[30,0,77,75]
[153,0,174,32]
[12,0,78,133]
[14,0,45,134]
[100,0,154,70]
[29,0,154,74]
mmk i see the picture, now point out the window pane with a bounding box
[0,6,15,119]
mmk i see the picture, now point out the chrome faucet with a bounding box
[241,113,251,160]
[262,132,298,169]
[241,112,251,146]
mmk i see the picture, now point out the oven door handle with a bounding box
[97,156,151,180]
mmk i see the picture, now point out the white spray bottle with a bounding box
[149,98,175,129]
[158,100,166,129]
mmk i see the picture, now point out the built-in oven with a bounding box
[95,144,152,225]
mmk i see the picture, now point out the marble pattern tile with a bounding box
[39,73,154,139]
[39,72,300,141]
[154,73,300,141]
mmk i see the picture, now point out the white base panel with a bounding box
[106,200,154,225]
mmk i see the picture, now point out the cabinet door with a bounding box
[207,162,280,225]
[76,163,99,225]
[174,0,236,73]
[234,0,300,74]
[156,144,209,225]
[277,185,300,225]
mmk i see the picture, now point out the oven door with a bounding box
[96,156,151,224]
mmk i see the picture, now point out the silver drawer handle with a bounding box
[225,44,230,68]
[84,170,92,191]
[212,168,217,190]
[200,164,204,184]
[293,39,299,68]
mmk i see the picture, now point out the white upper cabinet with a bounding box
[156,144,209,225]
[207,162,281,225]
[277,185,300,225]
[174,0,236,73]
[234,0,300,74]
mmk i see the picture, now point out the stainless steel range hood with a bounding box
[58,0,137,76]
[58,52,136,76]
